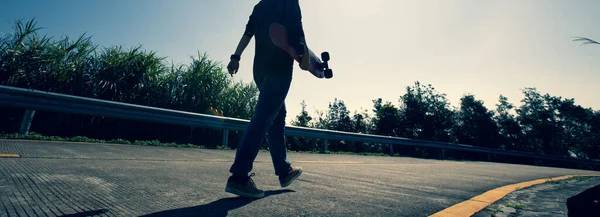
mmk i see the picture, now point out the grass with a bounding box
[505,203,525,210]
[487,205,503,217]
[545,177,562,185]
[572,176,594,182]
[543,175,596,186]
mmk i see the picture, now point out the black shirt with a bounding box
[244,0,306,70]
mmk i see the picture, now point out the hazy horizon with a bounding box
[1,0,599,123]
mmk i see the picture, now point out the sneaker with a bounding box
[225,173,265,199]
[279,166,302,187]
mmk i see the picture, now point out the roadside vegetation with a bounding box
[1,19,598,170]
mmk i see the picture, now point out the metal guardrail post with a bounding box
[223,129,229,148]
[322,139,328,153]
[221,111,229,148]
[189,127,195,144]
[19,109,36,135]
[389,144,394,156]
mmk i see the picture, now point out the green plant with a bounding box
[572,176,593,182]
[487,205,503,217]
[505,203,525,210]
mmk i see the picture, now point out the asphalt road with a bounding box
[1,139,598,217]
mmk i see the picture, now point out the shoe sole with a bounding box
[280,169,303,188]
[225,186,264,199]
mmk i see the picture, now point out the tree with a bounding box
[454,94,500,149]
[325,98,354,133]
[351,109,371,153]
[550,97,599,159]
[494,95,524,151]
[516,88,569,156]
[291,101,312,127]
[288,101,318,151]
[371,98,401,137]
[582,111,600,159]
[352,109,371,134]
[397,82,455,142]
[322,98,354,152]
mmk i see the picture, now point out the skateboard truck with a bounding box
[294,42,333,79]
[320,52,333,79]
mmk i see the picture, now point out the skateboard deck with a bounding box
[269,23,333,79]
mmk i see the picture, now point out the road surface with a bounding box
[1,139,598,217]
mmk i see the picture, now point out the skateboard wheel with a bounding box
[325,69,333,79]
[321,52,330,62]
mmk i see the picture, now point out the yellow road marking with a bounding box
[429,174,600,217]
[0,154,20,158]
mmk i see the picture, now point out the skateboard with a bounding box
[269,23,333,79]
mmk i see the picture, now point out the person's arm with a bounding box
[284,0,307,51]
[227,35,251,76]
[232,34,252,57]
[228,5,258,76]
[283,0,310,70]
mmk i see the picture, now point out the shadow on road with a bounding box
[59,209,109,217]
[140,189,295,217]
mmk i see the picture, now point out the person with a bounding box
[224,0,309,199]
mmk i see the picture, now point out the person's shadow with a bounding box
[140,189,295,217]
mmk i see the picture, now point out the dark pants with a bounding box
[229,62,293,177]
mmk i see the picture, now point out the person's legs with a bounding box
[226,71,293,198]
[267,103,291,175]
[266,91,303,188]
[229,72,292,176]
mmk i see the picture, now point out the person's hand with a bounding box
[299,43,311,71]
[227,59,239,76]
[300,54,310,71]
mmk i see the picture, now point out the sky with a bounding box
[1,0,599,123]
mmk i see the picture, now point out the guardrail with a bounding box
[1,84,599,166]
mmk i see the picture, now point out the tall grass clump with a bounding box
[0,18,259,148]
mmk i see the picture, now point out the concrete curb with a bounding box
[429,174,600,217]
